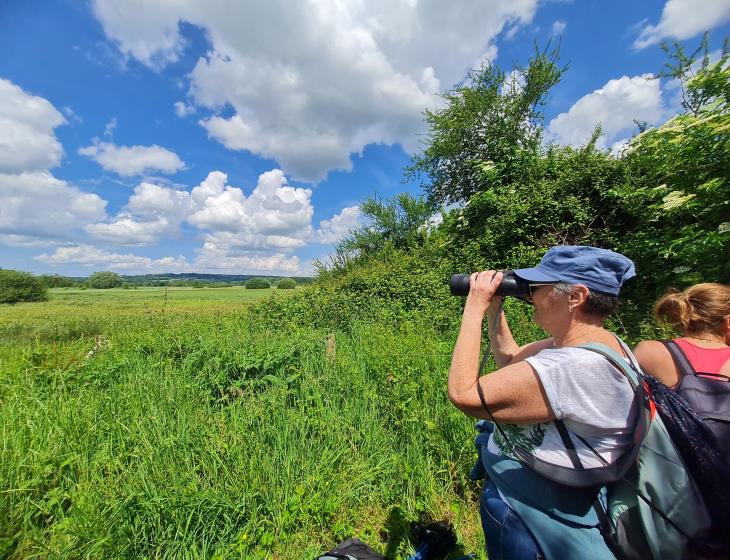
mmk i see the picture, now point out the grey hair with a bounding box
[552,282,620,318]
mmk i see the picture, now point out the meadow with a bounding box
[0,286,488,559]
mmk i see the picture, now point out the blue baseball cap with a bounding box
[513,245,636,296]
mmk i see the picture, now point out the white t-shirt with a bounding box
[487,346,637,468]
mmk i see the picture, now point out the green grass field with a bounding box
[0,287,485,559]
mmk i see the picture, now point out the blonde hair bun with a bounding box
[654,283,730,334]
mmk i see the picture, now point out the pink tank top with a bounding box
[674,338,730,374]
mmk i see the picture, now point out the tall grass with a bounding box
[0,288,491,559]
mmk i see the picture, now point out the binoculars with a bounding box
[449,271,531,298]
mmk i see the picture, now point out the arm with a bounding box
[486,299,554,367]
[448,271,554,423]
[633,340,680,388]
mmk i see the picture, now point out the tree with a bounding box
[37,274,77,288]
[407,44,566,205]
[434,138,631,274]
[0,270,48,304]
[277,278,296,289]
[340,193,435,258]
[618,38,730,295]
[87,271,123,289]
[245,278,271,289]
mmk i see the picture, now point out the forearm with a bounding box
[486,303,521,367]
[447,305,484,403]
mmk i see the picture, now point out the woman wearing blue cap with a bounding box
[447,245,637,560]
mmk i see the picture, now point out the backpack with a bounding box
[478,341,712,560]
[557,343,713,560]
[662,339,730,461]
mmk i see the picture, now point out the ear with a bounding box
[570,285,590,310]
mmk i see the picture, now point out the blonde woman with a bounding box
[634,283,730,459]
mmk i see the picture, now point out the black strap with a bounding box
[475,300,512,444]
[555,420,617,545]
[555,419,583,470]
[662,339,696,380]
[476,341,511,443]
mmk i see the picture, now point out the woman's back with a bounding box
[674,338,730,376]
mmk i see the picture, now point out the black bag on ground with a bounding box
[315,538,385,560]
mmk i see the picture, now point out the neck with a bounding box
[553,320,607,348]
[684,331,727,345]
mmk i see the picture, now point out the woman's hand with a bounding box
[464,270,503,318]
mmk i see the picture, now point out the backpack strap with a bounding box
[578,342,641,390]
[553,419,620,553]
[661,339,696,380]
[554,419,583,469]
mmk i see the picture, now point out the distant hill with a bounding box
[118,273,314,286]
[30,271,314,288]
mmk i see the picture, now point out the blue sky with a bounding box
[1,0,729,277]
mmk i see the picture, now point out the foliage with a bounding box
[339,193,435,259]
[277,278,296,289]
[0,269,48,304]
[245,277,271,289]
[617,40,730,301]
[87,271,123,289]
[0,287,485,559]
[434,138,631,275]
[37,274,78,288]
[407,44,566,205]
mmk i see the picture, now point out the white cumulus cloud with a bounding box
[35,241,303,275]
[91,0,539,182]
[546,74,665,149]
[79,141,185,176]
[194,241,302,274]
[0,172,107,242]
[318,206,362,244]
[86,168,314,253]
[86,181,195,246]
[174,101,195,117]
[0,80,110,248]
[0,79,66,174]
[634,0,730,50]
[188,169,313,244]
[127,181,195,219]
[35,244,190,272]
[85,215,174,246]
[551,20,566,36]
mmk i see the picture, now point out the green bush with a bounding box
[245,277,271,289]
[87,271,123,289]
[277,278,296,289]
[0,269,48,304]
[37,274,78,288]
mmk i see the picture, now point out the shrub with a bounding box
[277,278,296,289]
[37,274,77,288]
[87,271,123,289]
[245,277,271,289]
[0,269,48,304]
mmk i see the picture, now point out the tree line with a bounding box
[0,270,304,304]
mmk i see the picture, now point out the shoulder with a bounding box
[633,340,671,368]
[526,346,624,386]
[633,339,679,387]
[528,346,610,368]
